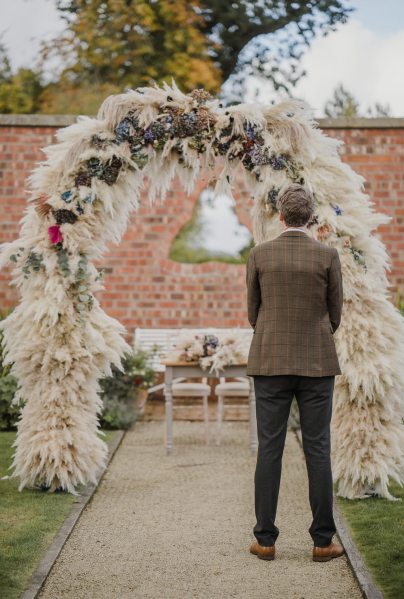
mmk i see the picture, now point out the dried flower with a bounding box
[99,156,122,185]
[267,187,281,210]
[189,88,213,105]
[48,225,63,245]
[316,223,332,239]
[34,194,52,218]
[115,118,133,143]
[54,209,78,225]
[91,134,111,149]
[75,170,93,187]
[61,190,73,203]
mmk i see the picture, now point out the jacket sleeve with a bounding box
[246,248,261,330]
[327,248,343,334]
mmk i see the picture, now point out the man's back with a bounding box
[246,230,343,377]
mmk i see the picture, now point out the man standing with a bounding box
[246,183,344,562]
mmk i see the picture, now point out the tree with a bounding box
[43,0,352,106]
[199,0,353,101]
[365,102,391,118]
[42,0,221,94]
[324,83,360,117]
[0,43,43,114]
[324,83,391,118]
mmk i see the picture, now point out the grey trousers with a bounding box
[252,374,337,548]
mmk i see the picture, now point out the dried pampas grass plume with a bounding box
[0,81,403,498]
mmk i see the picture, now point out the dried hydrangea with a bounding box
[53,209,78,225]
[100,156,122,185]
[267,186,281,210]
[189,88,213,105]
[75,170,93,188]
[84,156,123,185]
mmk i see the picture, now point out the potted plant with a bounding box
[98,343,160,429]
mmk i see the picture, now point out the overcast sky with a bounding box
[0,0,403,116]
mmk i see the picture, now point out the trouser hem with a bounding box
[254,536,276,547]
[312,539,333,548]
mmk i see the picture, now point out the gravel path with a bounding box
[39,422,361,599]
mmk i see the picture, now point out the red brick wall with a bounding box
[1,118,403,338]
[326,126,404,298]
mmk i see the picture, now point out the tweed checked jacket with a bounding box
[246,230,343,376]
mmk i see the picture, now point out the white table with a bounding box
[162,361,258,455]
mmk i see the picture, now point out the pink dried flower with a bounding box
[48,225,63,245]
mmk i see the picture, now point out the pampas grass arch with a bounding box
[1,82,403,498]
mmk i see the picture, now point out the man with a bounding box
[246,183,344,563]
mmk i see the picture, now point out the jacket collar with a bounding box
[278,229,309,237]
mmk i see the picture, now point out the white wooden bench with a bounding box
[133,327,253,395]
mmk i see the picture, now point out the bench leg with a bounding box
[164,384,174,455]
[203,394,210,445]
[216,395,224,446]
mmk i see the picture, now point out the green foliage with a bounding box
[0,377,19,431]
[0,43,43,114]
[98,344,159,429]
[396,294,404,317]
[56,245,71,277]
[0,429,114,599]
[169,192,254,264]
[0,2,353,113]
[40,0,221,113]
[337,482,404,599]
[0,309,19,431]
[72,253,95,322]
[22,250,44,279]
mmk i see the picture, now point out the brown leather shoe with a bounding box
[249,541,276,560]
[313,541,345,562]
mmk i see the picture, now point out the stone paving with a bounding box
[39,421,361,599]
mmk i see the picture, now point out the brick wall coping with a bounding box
[1,114,404,129]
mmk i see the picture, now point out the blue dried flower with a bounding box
[61,190,73,203]
[144,128,155,143]
[83,192,94,204]
[76,202,84,215]
[203,334,219,356]
[244,123,256,140]
[115,118,132,143]
[333,204,343,216]
[269,154,287,170]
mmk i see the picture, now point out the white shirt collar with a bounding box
[282,226,308,234]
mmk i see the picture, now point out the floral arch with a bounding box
[1,82,403,499]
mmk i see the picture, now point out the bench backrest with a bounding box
[133,328,252,372]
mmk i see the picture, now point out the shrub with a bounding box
[98,344,160,430]
[0,309,20,431]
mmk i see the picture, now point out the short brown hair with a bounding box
[276,184,315,227]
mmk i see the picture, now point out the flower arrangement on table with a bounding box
[163,329,249,375]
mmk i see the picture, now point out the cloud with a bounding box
[251,18,404,117]
[0,0,64,70]
[296,19,404,116]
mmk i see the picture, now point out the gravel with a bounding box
[39,421,361,599]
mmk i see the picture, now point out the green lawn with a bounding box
[336,482,404,599]
[0,430,116,599]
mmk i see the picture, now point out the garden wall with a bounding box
[0,114,403,338]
